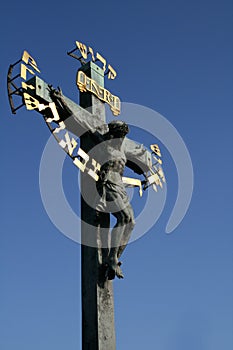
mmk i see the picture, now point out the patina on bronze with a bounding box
[48,86,153,280]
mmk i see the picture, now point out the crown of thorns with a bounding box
[108,120,129,135]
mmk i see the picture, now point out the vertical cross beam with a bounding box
[79,62,116,350]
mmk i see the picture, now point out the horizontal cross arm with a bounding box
[123,138,152,175]
[25,76,108,138]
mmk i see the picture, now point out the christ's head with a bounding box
[107,120,129,139]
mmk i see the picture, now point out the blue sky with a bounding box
[1,0,232,349]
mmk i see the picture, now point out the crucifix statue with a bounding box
[7,44,165,350]
[48,86,153,280]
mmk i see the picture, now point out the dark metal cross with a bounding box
[7,50,165,350]
[79,61,116,350]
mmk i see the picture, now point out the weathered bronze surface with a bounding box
[7,48,165,350]
[48,86,152,279]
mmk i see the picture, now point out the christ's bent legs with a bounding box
[117,205,135,259]
[97,212,110,264]
[107,205,135,277]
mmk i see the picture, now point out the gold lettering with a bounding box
[53,121,66,134]
[107,64,117,80]
[37,102,61,125]
[111,96,121,116]
[45,102,61,122]
[21,82,35,90]
[76,71,121,116]
[88,159,100,181]
[150,144,161,157]
[76,41,88,59]
[85,76,92,91]
[73,148,89,172]
[59,132,78,156]
[96,52,106,72]
[20,64,35,80]
[158,167,166,183]
[152,154,162,165]
[76,71,87,92]
[122,177,143,197]
[88,47,95,61]
[78,70,86,84]
[22,51,40,73]
[104,89,113,104]
[23,93,39,110]
[110,107,120,116]
[91,80,101,97]
[38,103,49,112]
[114,96,121,110]
[98,86,104,99]
[73,41,117,79]
[148,173,163,188]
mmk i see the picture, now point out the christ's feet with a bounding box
[107,259,124,280]
[115,262,124,279]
